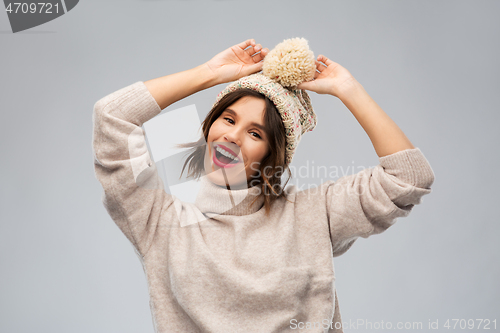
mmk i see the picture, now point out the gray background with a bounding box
[1,0,499,332]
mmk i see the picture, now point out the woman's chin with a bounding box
[205,168,248,189]
[203,150,248,189]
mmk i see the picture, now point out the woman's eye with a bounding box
[223,117,261,139]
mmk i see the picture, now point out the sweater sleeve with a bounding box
[92,81,174,257]
[325,147,435,257]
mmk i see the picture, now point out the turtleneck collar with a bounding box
[194,176,265,217]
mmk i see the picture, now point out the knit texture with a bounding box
[194,175,265,217]
[262,37,316,88]
[92,81,435,333]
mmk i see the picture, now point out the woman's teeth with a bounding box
[215,145,239,163]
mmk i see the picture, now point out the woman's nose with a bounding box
[223,130,242,147]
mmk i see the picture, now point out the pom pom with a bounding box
[262,37,316,88]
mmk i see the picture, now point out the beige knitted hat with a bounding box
[211,37,318,165]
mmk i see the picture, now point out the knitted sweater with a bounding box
[92,81,435,333]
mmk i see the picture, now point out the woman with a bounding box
[92,38,435,332]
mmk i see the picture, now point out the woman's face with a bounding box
[204,96,270,189]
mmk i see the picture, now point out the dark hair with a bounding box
[175,88,293,216]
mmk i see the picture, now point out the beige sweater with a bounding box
[92,81,435,333]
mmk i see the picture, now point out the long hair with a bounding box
[175,88,293,216]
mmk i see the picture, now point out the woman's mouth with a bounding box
[212,144,240,168]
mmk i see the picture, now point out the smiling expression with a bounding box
[203,96,270,189]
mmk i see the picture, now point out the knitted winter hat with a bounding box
[211,37,318,165]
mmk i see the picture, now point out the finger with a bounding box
[245,43,264,57]
[244,44,258,57]
[241,61,263,76]
[251,47,268,63]
[317,54,336,67]
[297,80,315,91]
[313,69,320,79]
[315,60,327,72]
[236,39,256,51]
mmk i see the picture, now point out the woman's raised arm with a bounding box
[144,64,216,110]
[296,54,434,257]
[144,39,269,110]
[297,55,414,158]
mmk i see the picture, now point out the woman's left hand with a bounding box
[205,39,269,85]
[297,55,358,98]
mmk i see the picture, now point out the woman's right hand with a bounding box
[204,39,269,85]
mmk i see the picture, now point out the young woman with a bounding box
[92,38,435,332]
